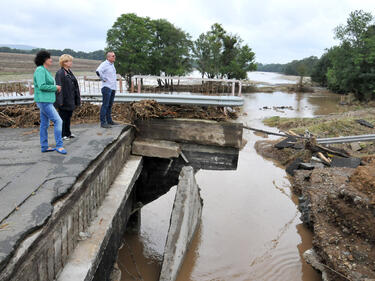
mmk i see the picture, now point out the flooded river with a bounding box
[118,73,341,281]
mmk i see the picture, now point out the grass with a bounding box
[263,109,375,138]
[0,52,100,82]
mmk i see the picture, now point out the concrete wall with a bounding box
[135,119,243,148]
[0,129,134,281]
[57,156,143,281]
[159,166,203,281]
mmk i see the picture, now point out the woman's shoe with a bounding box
[41,147,55,153]
[56,147,67,154]
[69,134,76,138]
[62,136,70,141]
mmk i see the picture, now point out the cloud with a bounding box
[0,0,375,63]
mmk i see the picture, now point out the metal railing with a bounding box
[0,75,245,97]
[0,93,244,107]
[131,75,243,96]
[317,134,375,144]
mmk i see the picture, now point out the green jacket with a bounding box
[33,66,57,103]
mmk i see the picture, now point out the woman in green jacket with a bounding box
[33,51,67,154]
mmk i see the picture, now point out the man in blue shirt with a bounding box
[96,52,118,128]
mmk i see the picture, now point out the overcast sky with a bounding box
[0,0,374,63]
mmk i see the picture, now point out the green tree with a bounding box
[328,10,375,99]
[312,10,375,100]
[150,19,192,86]
[311,52,332,86]
[193,23,256,79]
[334,10,373,47]
[106,13,193,87]
[192,25,223,78]
[106,13,154,86]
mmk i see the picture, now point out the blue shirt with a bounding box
[96,60,117,90]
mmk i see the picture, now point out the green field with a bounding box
[0,52,100,81]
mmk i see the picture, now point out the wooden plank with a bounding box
[135,119,243,148]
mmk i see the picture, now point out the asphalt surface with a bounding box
[0,123,129,270]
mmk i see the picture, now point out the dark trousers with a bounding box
[100,87,115,125]
[58,109,73,137]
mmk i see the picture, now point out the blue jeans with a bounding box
[36,102,63,150]
[100,87,115,125]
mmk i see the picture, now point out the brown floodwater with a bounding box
[117,84,342,281]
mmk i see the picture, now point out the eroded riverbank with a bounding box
[255,107,375,281]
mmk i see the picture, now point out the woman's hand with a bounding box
[56,85,62,92]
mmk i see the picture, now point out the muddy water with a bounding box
[118,77,341,281]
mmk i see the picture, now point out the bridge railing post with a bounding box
[137,79,141,93]
[119,76,123,93]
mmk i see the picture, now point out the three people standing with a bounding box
[33,51,67,154]
[33,51,117,154]
[55,54,81,140]
[96,52,118,128]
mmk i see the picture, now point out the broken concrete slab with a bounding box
[356,119,374,128]
[286,158,303,176]
[303,249,329,281]
[311,156,323,164]
[274,136,297,149]
[132,138,181,159]
[330,157,361,168]
[350,142,362,152]
[299,163,315,170]
[135,118,243,148]
[159,166,202,281]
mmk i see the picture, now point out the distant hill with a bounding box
[0,44,37,50]
[0,46,105,61]
[0,52,101,76]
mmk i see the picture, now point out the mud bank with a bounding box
[255,139,375,281]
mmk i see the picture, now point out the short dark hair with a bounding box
[34,50,51,66]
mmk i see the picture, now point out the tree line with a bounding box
[0,47,105,61]
[257,56,319,77]
[105,13,256,86]
[311,10,375,100]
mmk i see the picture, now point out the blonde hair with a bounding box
[59,54,73,67]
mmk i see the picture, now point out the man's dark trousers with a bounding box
[100,86,115,125]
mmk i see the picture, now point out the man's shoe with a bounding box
[69,134,76,138]
[108,121,119,125]
[101,124,112,128]
[62,136,70,141]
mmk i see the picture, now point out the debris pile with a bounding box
[256,135,375,281]
[0,100,238,128]
[293,163,375,281]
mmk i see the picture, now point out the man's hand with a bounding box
[56,85,62,92]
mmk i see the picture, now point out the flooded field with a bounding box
[118,73,342,281]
